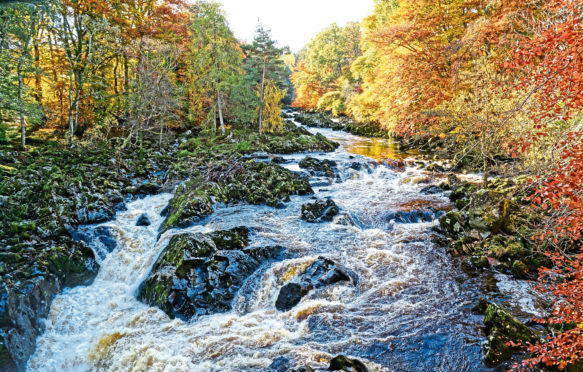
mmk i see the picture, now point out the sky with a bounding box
[215,0,376,52]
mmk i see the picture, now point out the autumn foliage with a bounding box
[292,0,583,368]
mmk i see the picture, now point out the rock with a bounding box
[426,163,445,172]
[472,298,490,314]
[483,303,535,366]
[136,182,161,195]
[164,162,313,230]
[328,355,369,372]
[385,209,444,224]
[439,211,468,236]
[333,212,357,227]
[76,206,114,225]
[72,226,118,261]
[136,214,151,227]
[420,185,443,195]
[301,199,339,223]
[511,260,529,278]
[271,156,286,164]
[139,227,283,319]
[299,157,336,177]
[275,257,353,311]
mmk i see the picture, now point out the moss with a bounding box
[483,303,535,366]
[511,260,529,278]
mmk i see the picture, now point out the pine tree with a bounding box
[243,23,287,134]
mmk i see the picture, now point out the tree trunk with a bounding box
[68,70,75,144]
[33,41,42,104]
[258,54,267,135]
[113,56,119,96]
[17,59,26,150]
[213,20,225,135]
[217,88,225,135]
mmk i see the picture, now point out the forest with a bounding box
[1,0,583,371]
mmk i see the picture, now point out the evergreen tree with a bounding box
[243,23,288,134]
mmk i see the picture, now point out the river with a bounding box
[26,119,543,371]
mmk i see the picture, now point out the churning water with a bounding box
[26,121,543,371]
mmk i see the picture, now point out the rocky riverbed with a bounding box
[2,115,547,371]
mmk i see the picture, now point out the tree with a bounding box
[243,23,287,134]
[124,38,183,152]
[0,2,44,149]
[292,22,361,115]
[189,0,243,134]
[261,79,286,133]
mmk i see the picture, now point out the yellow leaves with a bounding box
[261,80,285,133]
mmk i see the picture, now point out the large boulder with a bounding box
[163,162,313,230]
[139,227,283,319]
[299,157,336,178]
[275,257,354,312]
[301,199,339,223]
[483,303,535,366]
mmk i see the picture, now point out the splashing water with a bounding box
[27,122,544,372]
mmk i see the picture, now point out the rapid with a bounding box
[26,119,543,371]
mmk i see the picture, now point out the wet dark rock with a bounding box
[139,227,283,319]
[420,185,443,195]
[1,241,98,370]
[76,206,114,225]
[328,355,369,372]
[136,182,161,195]
[72,226,118,261]
[271,156,286,164]
[333,212,357,227]
[136,214,151,227]
[275,257,353,312]
[471,298,490,314]
[160,204,170,217]
[301,199,339,223]
[386,209,444,224]
[299,157,336,177]
[483,303,536,366]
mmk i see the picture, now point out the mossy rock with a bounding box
[439,211,468,236]
[480,236,526,263]
[483,303,535,366]
[301,199,339,223]
[328,355,369,372]
[139,228,282,319]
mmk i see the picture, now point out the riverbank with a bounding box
[0,123,338,370]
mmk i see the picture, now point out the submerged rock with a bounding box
[301,199,339,223]
[136,214,151,227]
[275,257,353,312]
[483,303,535,366]
[139,227,283,319]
